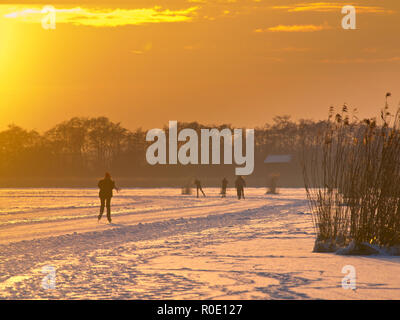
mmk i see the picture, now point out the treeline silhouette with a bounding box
[0,116,328,187]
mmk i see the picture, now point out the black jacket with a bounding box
[98,178,116,198]
[235,177,245,188]
[194,180,202,188]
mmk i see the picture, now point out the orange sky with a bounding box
[0,0,399,131]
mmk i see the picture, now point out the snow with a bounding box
[0,187,400,299]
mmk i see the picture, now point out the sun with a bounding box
[0,14,44,125]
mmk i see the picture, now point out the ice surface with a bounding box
[0,188,399,299]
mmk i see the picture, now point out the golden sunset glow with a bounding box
[0,0,399,131]
[1,5,198,27]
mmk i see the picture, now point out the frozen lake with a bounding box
[0,188,400,299]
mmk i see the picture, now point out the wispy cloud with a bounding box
[362,48,378,54]
[273,2,395,14]
[321,57,400,63]
[131,42,153,55]
[1,5,199,27]
[183,43,202,50]
[272,47,312,52]
[255,24,330,33]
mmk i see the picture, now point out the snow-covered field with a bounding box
[1,187,400,299]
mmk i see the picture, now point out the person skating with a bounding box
[235,175,246,200]
[98,172,119,223]
[221,177,228,198]
[194,178,206,198]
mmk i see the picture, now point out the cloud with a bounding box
[264,57,285,62]
[320,57,400,63]
[255,24,330,32]
[273,47,312,52]
[183,44,201,50]
[131,42,152,54]
[1,5,199,27]
[273,2,395,14]
[362,48,378,54]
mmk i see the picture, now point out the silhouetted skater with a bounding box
[194,179,206,198]
[221,178,228,198]
[98,172,119,223]
[235,176,246,200]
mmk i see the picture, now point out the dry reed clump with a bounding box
[301,98,400,254]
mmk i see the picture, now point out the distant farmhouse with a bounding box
[264,154,292,164]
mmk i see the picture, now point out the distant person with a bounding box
[235,176,246,200]
[98,172,119,223]
[221,178,228,198]
[194,179,206,198]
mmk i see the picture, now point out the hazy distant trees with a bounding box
[0,125,46,176]
[0,115,327,181]
[43,117,138,175]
